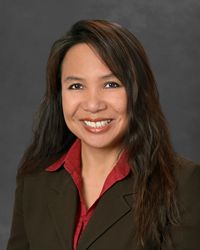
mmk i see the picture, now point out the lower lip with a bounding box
[82,121,112,134]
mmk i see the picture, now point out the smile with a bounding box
[83,119,112,128]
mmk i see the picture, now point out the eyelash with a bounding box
[104,81,121,88]
[68,81,121,90]
[68,83,83,90]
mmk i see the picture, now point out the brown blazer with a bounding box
[7,157,200,250]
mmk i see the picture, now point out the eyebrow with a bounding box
[63,73,116,82]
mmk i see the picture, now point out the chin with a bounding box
[80,136,123,151]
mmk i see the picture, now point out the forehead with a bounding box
[64,43,99,59]
[61,43,114,78]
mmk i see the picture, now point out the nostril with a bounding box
[82,98,107,113]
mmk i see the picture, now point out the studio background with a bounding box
[0,0,199,248]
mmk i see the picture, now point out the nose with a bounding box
[82,89,106,113]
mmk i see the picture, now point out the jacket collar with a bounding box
[46,168,134,250]
[47,169,79,250]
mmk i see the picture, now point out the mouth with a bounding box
[80,118,113,133]
[83,119,112,129]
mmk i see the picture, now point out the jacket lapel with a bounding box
[77,173,135,250]
[47,168,78,250]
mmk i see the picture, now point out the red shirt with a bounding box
[46,139,131,250]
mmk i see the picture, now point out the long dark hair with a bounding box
[18,19,180,249]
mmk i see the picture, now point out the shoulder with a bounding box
[174,156,200,191]
[14,168,75,216]
[16,168,72,198]
[174,156,200,226]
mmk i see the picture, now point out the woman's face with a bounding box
[61,43,128,151]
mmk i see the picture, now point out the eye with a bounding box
[104,81,121,88]
[68,83,83,90]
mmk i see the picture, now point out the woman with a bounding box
[7,19,200,250]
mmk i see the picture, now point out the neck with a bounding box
[81,142,123,177]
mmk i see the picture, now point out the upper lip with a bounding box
[80,118,112,122]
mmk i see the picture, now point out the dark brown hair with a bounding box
[18,19,180,249]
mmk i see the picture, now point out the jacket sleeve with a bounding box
[7,176,29,250]
[163,162,200,250]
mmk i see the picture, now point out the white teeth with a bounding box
[83,120,111,128]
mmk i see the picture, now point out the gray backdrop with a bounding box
[0,0,199,248]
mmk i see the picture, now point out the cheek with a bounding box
[116,92,128,129]
[61,93,77,119]
[112,91,127,116]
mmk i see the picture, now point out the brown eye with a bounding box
[68,83,83,89]
[104,81,120,88]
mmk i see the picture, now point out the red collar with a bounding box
[46,139,131,194]
[46,139,82,174]
[46,139,131,250]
